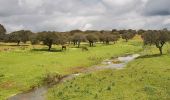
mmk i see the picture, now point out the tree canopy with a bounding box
[122,29,136,42]
[142,30,170,55]
[0,24,6,41]
[8,30,33,45]
[86,33,98,47]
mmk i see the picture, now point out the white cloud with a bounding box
[103,0,134,6]
[0,0,170,32]
[18,0,44,9]
[81,23,93,31]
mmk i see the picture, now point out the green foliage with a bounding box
[142,30,170,55]
[30,34,39,45]
[71,33,86,48]
[86,33,98,47]
[100,31,120,44]
[122,32,135,42]
[7,30,33,45]
[0,24,6,41]
[37,32,65,51]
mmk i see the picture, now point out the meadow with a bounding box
[0,38,142,99]
[47,43,170,100]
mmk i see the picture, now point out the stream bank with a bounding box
[8,54,140,100]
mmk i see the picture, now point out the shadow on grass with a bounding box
[31,48,62,52]
[0,44,29,46]
[137,54,164,59]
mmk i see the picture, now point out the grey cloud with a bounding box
[143,0,170,16]
[0,0,170,32]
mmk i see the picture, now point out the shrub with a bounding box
[43,72,62,85]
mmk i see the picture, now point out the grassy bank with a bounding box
[0,39,142,99]
[47,45,170,100]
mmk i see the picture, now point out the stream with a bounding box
[8,54,140,100]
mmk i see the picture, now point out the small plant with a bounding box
[167,49,170,54]
[107,86,111,91]
[81,46,88,51]
[0,74,4,78]
[98,88,102,92]
[43,72,62,85]
[143,85,156,95]
[58,91,63,96]
[112,82,115,86]
[102,77,106,80]
[94,93,98,99]
[77,87,80,90]
[30,84,39,90]
[52,89,56,98]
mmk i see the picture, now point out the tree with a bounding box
[71,33,86,48]
[100,31,120,44]
[37,31,60,51]
[0,24,6,42]
[30,33,39,45]
[122,31,135,42]
[98,31,105,43]
[142,30,170,55]
[8,30,33,45]
[86,33,98,47]
[70,30,82,35]
[137,29,145,35]
[111,31,120,43]
[57,32,68,45]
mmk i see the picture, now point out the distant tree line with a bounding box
[0,24,170,54]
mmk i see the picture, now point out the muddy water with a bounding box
[8,54,140,100]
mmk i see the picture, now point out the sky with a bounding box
[0,0,170,32]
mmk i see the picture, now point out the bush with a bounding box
[43,72,62,85]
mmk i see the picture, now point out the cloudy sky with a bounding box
[0,0,170,32]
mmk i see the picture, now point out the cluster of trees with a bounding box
[0,24,6,42]
[0,24,170,54]
[0,28,132,50]
[5,30,33,45]
[142,29,170,55]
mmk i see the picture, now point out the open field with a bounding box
[1,1,170,100]
[47,45,170,100]
[0,38,142,99]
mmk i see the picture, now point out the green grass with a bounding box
[47,45,170,100]
[0,40,142,99]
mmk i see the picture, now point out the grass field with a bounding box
[47,45,170,100]
[0,38,142,99]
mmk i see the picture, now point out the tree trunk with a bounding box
[78,41,80,48]
[155,42,164,55]
[17,41,20,46]
[106,41,109,44]
[125,39,128,42]
[158,47,163,55]
[73,42,76,46]
[48,44,52,51]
